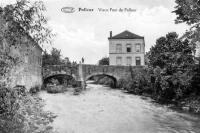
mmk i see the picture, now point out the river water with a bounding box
[41,82,200,133]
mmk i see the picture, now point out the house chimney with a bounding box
[110,31,112,38]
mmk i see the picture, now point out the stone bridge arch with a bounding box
[43,73,75,86]
[42,65,79,87]
[85,72,119,87]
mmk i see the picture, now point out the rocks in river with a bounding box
[46,85,66,93]
[179,97,200,113]
[182,106,190,111]
[73,87,82,95]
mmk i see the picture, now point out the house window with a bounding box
[126,44,131,52]
[135,44,141,52]
[116,57,122,65]
[136,57,141,66]
[116,44,122,53]
[126,57,132,66]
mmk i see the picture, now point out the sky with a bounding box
[0,0,190,64]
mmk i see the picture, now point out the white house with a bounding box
[108,30,145,66]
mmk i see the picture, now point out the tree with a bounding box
[42,48,78,67]
[173,0,200,94]
[173,0,200,52]
[98,57,109,65]
[1,0,54,46]
[42,50,50,66]
[50,47,61,65]
[60,57,71,66]
[42,47,62,66]
[173,0,200,25]
[148,32,194,73]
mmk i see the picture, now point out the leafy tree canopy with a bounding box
[98,57,109,65]
[42,47,78,67]
[0,0,54,46]
[173,0,200,47]
[173,0,200,25]
[42,48,61,66]
[148,32,194,73]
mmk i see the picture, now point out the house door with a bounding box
[136,57,141,66]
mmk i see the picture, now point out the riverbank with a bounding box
[0,87,57,133]
[140,92,200,114]
[22,93,57,132]
[92,77,200,115]
[127,90,200,114]
[173,96,200,113]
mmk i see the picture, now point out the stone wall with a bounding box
[10,38,43,90]
[0,15,43,90]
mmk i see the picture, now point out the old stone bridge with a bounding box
[43,64,145,88]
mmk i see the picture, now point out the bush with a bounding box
[73,87,82,95]
[117,72,151,95]
[117,78,126,89]
[46,85,65,93]
[124,80,137,93]
[70,79,81,88]
[151,68,193,102]
[29,85,40,94]
[97,77,116,88]
[0,87,24,133]
[191,64,200,94]
[0,86,55,133]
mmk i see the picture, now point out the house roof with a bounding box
[108,30,144,39]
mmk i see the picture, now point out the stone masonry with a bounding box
[43,64,146,88]
[0,15,43,90]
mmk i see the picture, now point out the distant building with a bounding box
[0,15,43,90]
[108,30,145,66]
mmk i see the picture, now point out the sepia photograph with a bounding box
[0,0,200,133]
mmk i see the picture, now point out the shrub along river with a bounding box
[40,81,200,133]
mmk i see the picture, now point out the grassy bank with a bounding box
[0,86,56,133]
